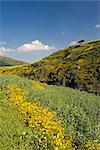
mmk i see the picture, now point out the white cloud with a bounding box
[17,40,55,52]
[95,24,100,28]
[68,41,77,46]
[0,47,14,55]
[0,40,56,56]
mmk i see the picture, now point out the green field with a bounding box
[0,75,100,149]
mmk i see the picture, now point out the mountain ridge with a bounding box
[0,56,27,66]
[0,40,100,94]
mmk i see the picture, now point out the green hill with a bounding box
[0,75,100,149]
[0,56,27,66]
[0,40,100,94]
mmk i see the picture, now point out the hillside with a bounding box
[0,40,100,94]
[0,56,27,66]
[0,75,100,149]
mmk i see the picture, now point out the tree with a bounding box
[78,40,84,44]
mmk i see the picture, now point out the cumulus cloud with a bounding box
[0,40,56,56]
[0,47,14,55]
[95,24,100,28]
[17,40,55,52]
[68,41,77,46]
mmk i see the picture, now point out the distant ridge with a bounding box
[0,56,27,66]
[0,40,100,94]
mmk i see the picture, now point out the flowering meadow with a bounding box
[0,75,100,149]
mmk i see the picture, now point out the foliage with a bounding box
[85,140,100,150]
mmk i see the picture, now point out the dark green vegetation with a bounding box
[0,75,100,149]
[0,40,100,95]
[0,56,27,66]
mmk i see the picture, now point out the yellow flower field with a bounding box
[8,84,74,150]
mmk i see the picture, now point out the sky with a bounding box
[0,0,100,62]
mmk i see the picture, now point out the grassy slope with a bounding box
[0,75,100,149]
[0,40,100,94]
[0,56,27,66]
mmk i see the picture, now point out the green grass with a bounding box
[0,75,100,149]
[0,82,27,149]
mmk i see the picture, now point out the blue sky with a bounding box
[0,0,99,62]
